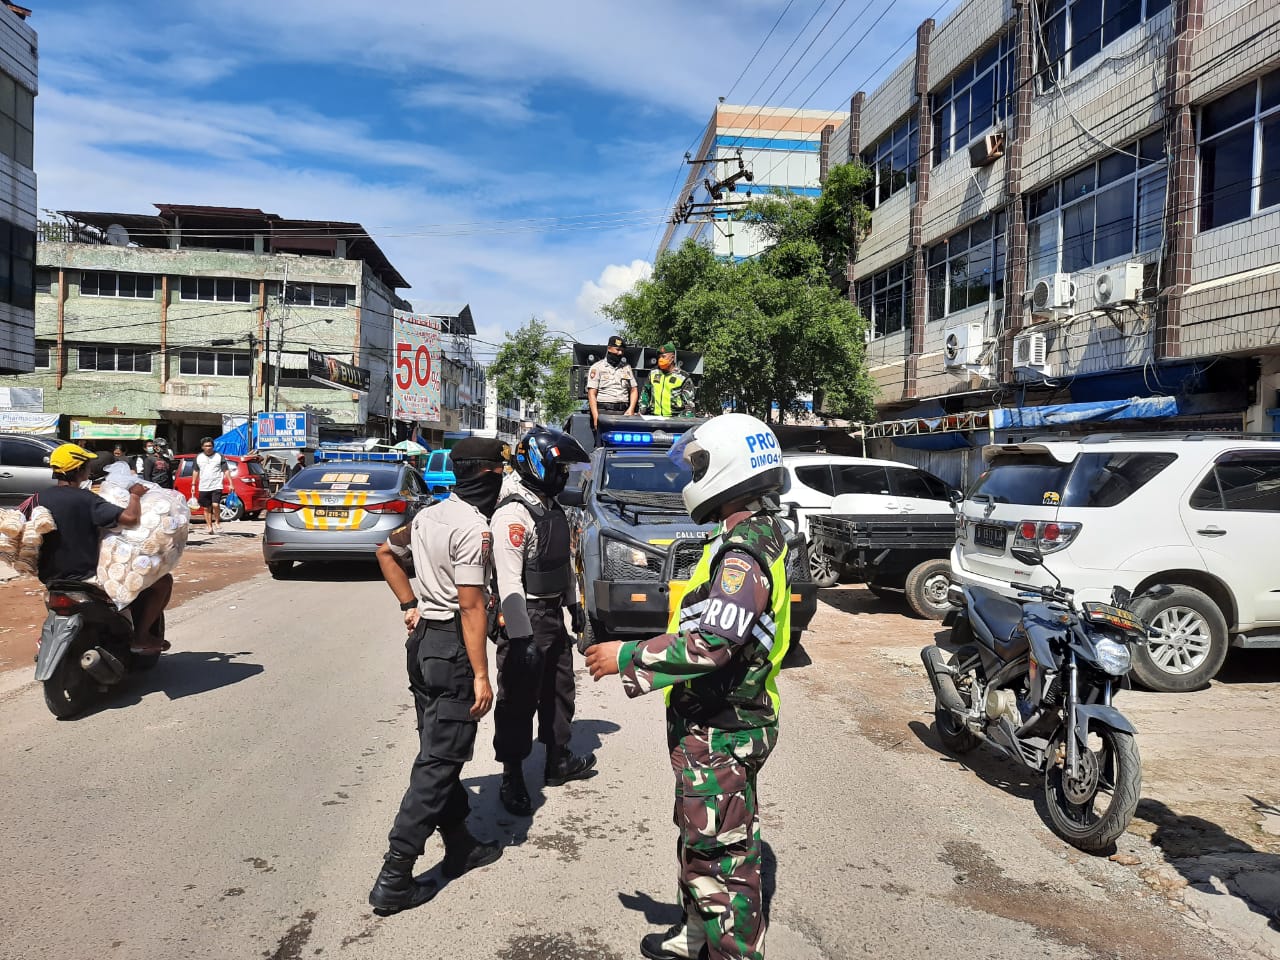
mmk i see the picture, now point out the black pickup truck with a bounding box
[807,512,957,620]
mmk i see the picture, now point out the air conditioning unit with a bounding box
[968,131,1006,168]
[943,321,984,369]
[1013,330,1050,376]
[1029,273,1076,318]
[1094,262,1145,307]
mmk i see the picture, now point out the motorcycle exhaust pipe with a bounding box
[80,647,126,685]
[921,646,968,715]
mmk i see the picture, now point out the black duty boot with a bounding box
[499,761,532,816]
[544,744,597,787]
[439,821,503,879]
[639,918,708,960]
[367,850,436,915]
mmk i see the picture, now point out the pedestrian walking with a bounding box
[490,426,594,816]
[639,341,696,418]
[586,414,793,960]
[367,436,508,915]
[194,438,229,534]
[587,334,638,431]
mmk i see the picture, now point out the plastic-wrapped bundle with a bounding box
[14,527,42,576]
[28,506,56,535]
[0,508,24,538]
[96,475,191,607]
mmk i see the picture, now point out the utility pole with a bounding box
[273,262,289,412]
[247,332,257,445]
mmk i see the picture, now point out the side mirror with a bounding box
[557,487,584,508]
[1111,585,1133,607]
[947,489,963,505]
[1010,547,1044,567]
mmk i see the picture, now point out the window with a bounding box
[285,282,352,308]
[0,437,49,467]
[80,270,156,299]
[833,464,890,495]
[1189,452,1280,512]
[179,350,252,378]
[793,465,835,497]
[0,221,35,310]
[1038,0,1171,85]
[179,277,255,303]
[1198,69,1280,231]
[891,468,952,500]
[35,267,51,295]
[855,259,913,339]
[33,341,50,368]
[77,345,153,373]
[926,214,1006,321]
[861,113,918,208]
[1025,132,1166,276]
[1065,452,1177,506]
[933,32,1016,164]
[0,70,34,169]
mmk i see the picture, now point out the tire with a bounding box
[577,616,606,656]
[219,500,245,522]
[1129,585,1229,692]
[268,559,293,580]
[905,558,953,621]
[1043,727,1142,853]
[43,653,94,719]
[808,546,841,588]
[934,644,980,754]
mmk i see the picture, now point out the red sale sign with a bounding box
[391,310,442,422]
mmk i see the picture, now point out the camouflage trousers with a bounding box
[668,717,778,960]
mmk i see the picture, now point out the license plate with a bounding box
[974,523,1007,549]
[314,507,348,518]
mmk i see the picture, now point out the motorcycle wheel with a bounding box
[43,653,95,719]
[933,644,980,754]
[1043,727,1142,853]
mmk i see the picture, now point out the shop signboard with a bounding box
[256,411,318,449]
[70,419,156,440]
[307,348,370,394]
[391,310,442,422]
[0,411,58,435]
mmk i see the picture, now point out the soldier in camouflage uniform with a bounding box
[587,413,791,960]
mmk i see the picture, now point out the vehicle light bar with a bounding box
[604,431,654,445]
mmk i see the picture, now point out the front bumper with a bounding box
[591,578,820,638]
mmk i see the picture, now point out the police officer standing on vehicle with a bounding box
[639,341,696,418]
[491,426,596,815]
[368,437,508,915]
[587,335,638,431]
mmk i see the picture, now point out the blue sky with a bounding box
[33,0,957,359]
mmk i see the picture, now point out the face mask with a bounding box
[657,355,674,372]
[453,471,504,518]
[606,352,623,367]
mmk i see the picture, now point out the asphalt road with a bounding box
[0,569,1253,960]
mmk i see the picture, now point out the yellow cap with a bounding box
[49,443,95,474]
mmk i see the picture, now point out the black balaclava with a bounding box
[453,468,504,517]
[606,351,624,367]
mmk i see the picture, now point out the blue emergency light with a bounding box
[604,431,654,445]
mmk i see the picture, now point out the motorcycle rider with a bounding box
[28,443,172,653]
[586,413,792,960]
[490,426,596,816]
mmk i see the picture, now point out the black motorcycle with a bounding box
[921,548,1149,852]
[34,580,165,719]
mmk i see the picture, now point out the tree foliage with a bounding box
[490,317,577,425]
[604,162,876,423]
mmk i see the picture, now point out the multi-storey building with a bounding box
[482,368,524,445]
[660,103,841,260]
[824,0,1280,485]
[0,3,36,375]
[4,204,409,451]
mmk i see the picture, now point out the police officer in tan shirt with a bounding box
[587,334,638,430]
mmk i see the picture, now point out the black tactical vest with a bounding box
[497,491,573,598]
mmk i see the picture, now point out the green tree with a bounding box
[490,317,577,425]
[604,162,876,423]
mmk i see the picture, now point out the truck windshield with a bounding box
[602,453,692,494]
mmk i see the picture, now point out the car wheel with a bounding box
[905,558,953,621]
[808,546,841,588]
[268,559,293,580]
[1130,585,1229,692]
[219,500,245,522]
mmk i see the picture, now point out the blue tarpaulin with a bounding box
[213,422,254,456]
[991,396,1179,429]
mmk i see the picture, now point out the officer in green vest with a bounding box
[586,413,790,960]
[639,341,695,417]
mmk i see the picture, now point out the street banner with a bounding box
[392,310,442,422]
[256,411,319,450]
[70,419,156,440]
[307,348,370,394]
[0,411,57,435]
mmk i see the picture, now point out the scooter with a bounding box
[921,548,1150,852]
[34,579,165,719]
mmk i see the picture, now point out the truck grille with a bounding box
[671,539,705,580]
[604,552,663,581]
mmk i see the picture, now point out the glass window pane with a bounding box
[885,290,903,334]
[216,278,233,302]
[136,275,154,299]
[1263,71,1280,112]
[873,290,889,337]
[1145,0,1171,15]
[0,73,14,119]
[928,263,947,321]
[81,271,99,296]
[950,229,970,254]
[117,274,135,297]
[993,236,1006,300]
[234,353,251,377]
[180,352,196,375]
[197,352,215,375]
[1261,116,1280,211]
[953,90,972,149]
[1199,125,1254,230]
[1104,0,1142,44]
[1211,454,1280,512]
[969,217,992,245]
[79,347,95,370]
[1202,83,1256,138]
[949,253,970,309]
[14,124,31,168]
[1042,10,1068,79]
[1094,179,1135,264]
[235,279,252,302]
[976,43,999,76]
[1063,165,1096,202]
[197,276,215,300]
[968,242,992,305]
[1137,170,1167,252]
[833,464,890,495]
[181,277,197,300]
[927,241,947,266]
[1029,183,1059,219]
[12,257,32,309]
[1062,198,1096,271]
[968,69,995,137]
[1138,131,1164,165]
[1098,151,1133,186]
[1070,0,1104,66]
[1029,217,1058,277]
[135,351,151,374]
[15,86,31,128]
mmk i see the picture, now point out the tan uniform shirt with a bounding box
[490,474,578,638]
[386,492,492,620]
[586,357,637,405]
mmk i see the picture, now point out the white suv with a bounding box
[782,453,957,586]
[951,435,1280,692]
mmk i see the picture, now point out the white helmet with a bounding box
[669,413,784,524]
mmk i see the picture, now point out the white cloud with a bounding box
[403,84,537,125]
[575,260,652,327]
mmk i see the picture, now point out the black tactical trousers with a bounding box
[493,600,575,763]
[387,616,478,859]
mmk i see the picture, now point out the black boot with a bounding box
[544,744,597,787]
[639,918,708,960]
[439,821,503,879]
[499,761,532,816]
[367,850,435,915]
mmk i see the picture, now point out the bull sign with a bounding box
[392,310,442,422]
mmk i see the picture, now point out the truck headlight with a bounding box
[603,537,662,581]
[1092,637,1132,676]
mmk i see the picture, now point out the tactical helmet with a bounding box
[668,414,784,524]
[512,426,589,496]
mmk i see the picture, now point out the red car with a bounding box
[174,454,270,521]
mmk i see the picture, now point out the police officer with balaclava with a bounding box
[490,426,595,815]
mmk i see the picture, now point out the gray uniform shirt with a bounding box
[385,492,491,620]
[586,358,637,405]
[490,474,578,639]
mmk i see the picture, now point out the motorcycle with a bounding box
[34,579,165,719]
[921,547,1150,852]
